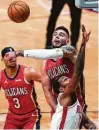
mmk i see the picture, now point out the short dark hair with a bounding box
[1,47,15,57]
[55,26,69,36]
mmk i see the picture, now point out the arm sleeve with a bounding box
[24,48,63,59]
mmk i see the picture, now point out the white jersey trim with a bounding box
[58,93,79,109]
[24,77,30,84]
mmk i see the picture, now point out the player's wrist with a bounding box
[80,43,86,52]
[81,42,86,46]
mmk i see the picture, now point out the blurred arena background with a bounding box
[0,0,98,129]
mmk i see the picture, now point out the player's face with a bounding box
[2,52,17,68]
[52,29,69,48]
[59,77,70,92]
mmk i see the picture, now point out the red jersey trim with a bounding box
[59,107,68,129]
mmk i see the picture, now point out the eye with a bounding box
[53,32,58,36]
[59,32,65,37]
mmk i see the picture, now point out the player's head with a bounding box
[1,47,17,68]
[52,26,69,48]
[58,76,70,92]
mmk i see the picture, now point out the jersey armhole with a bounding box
[0,71,3,89]
[24,76,31,84]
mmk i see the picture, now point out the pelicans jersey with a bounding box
[46,58,74,81]
[50,94,83,129]
[46,58,74,94]
[0,65,37,129]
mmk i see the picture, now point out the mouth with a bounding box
[53,40,61,46]
[54,39,60,43]
[9,59,16,64]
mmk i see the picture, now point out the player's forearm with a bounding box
[18,49,63,59]
[45,95,57,111]
[43,91,57,111]
[16,45,76,59]
[74,43,86,77]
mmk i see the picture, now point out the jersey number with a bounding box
[13,98,20,108]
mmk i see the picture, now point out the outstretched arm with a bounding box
[62,25,91,95]
[41,60,57,111]
[16,45,76,59]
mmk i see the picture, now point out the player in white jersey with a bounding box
[50,85,83,129]
[50,25,91,129]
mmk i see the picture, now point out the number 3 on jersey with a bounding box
[13,98,20,108]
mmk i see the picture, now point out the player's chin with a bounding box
[9,62,16,68]
[52,43,61,48]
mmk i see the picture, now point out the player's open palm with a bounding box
[81,25,91,44]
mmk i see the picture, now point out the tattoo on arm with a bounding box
[74,43,86,77]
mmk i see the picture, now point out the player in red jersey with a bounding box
[41,26,85,112]
[0,47,41,129]
[41,25,96,129]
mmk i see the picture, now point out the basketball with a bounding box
[8,1,30,23]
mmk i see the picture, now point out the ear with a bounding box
[1,57,4,61]
[67,39,69,44]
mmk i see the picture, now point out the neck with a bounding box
[5,65,19,78]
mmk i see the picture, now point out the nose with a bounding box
[55,34,59,39]
[9,56,16,61]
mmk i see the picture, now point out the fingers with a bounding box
[82,24,91,35]
[88,31,91,36]
[86,31,91,41]
[15,50,24,57]
[15,51,19,57]
[81,24,91,43]
[82,24,86,32]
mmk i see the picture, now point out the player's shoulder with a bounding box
[24,67,36,76]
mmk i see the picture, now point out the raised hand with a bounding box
[81,25,91,44]
[61,45,77,58]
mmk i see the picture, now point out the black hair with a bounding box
[1,47,15,58]
[55,26,69,36]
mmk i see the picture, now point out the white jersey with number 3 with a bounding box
[50,94,83,129]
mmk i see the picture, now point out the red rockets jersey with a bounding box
[0,65,36,115]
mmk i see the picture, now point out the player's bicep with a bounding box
[24,67,41,83]
[31,70,41,82]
